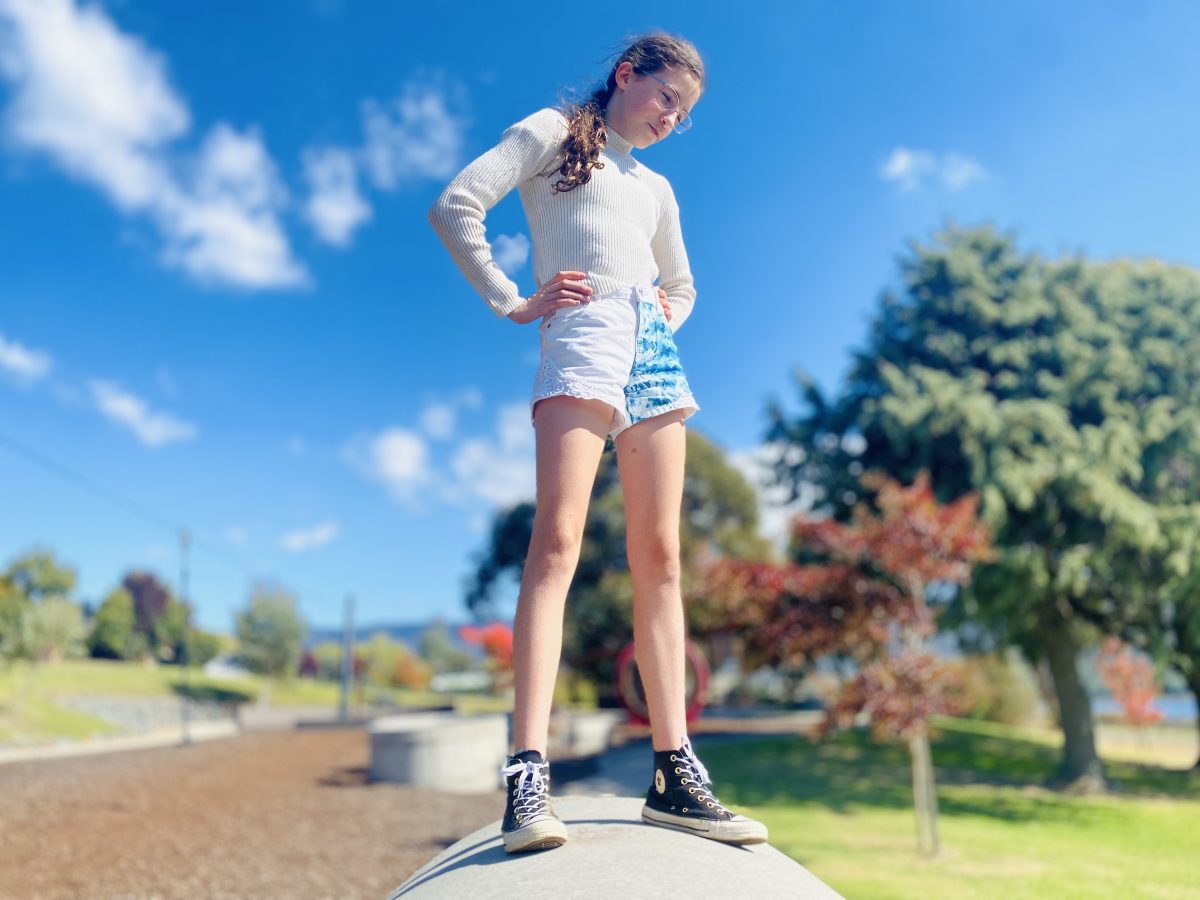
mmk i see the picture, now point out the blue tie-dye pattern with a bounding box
[624,297,697,426]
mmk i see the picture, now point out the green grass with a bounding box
[0,659,513,744]
[701,717,1199,899]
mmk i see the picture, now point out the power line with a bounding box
[0,427,264,579]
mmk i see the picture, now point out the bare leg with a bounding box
[615,409,690,752]
[511,396,611,754]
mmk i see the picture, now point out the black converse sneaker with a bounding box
[499,749,568,853]
[641,737,768,845]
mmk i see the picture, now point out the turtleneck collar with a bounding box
[605,122,635,158]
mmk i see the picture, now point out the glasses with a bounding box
[644,73,693,134]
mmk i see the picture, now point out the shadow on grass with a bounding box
[700,719,1199,824]
[169,683,253,706]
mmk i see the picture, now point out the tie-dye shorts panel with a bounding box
[530,282,698,440]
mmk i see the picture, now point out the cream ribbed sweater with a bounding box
[428,107,696,333]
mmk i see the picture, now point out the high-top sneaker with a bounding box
[641,736,768,845]
[499,749,568,853]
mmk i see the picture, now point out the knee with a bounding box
[628,534,682,584]
[530,517,586,574]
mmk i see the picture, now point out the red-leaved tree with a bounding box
[1096,637,1165,731]
[459,622,515,692]
[698,471,993,856]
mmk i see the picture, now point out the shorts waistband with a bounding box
[592,282,659,304]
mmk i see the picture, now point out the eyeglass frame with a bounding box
[643,72,694,134]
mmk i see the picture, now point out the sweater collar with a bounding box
[605,123,635,158]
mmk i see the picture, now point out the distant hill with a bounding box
[305,620,483,659]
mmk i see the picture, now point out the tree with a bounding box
[702,473,990,855]
[19,596,86,662]
[235,583,306,685]
[1096,637,1165,731]
[87,587,145,660]
[2,547,77,601]
[1,548,78,661]
[466,430,773,697]
[767,225,1200,790]
[419,620,473,673]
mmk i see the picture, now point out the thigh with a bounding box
[614,409,690,544]
[533,396,612,536]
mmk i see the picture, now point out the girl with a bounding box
[429,31,767,853]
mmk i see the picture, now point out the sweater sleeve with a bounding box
[650,179,696,334]
[428,108,567,318]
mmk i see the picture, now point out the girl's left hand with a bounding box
[657,287,673,322]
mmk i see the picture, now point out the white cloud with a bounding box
[88,378,197,447]
[224,525,248,546]
[0,0,307,289]
[492,233,530,275]
[420,402,457,440]
[449,402,535,507]
[345,426,431,505]
[880,146,987,192]
[302,145,372,246]
[0,331,52,384]
[360,81,465,190]
[279,520,340,553]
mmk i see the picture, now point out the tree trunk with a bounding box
[909,733,940,857]
[1187,675,1200,770]
[1043,612,1106,792]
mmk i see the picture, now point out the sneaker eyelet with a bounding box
[683,807,689,812]
[674,767,681,775]
[707,802,715,808]
[670,755,677,761]
[688,787,696,794]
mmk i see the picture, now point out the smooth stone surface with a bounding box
[369,712,507,793]
[389,795,844,900]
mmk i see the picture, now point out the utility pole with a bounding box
[339,594,355,723]
[179,527,192,746]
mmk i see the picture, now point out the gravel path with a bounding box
[0,728,500,899]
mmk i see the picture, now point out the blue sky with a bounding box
[1,0,1196,634]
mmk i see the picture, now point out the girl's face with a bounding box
[607,61,702,149]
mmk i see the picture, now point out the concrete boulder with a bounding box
[390,796,843,899]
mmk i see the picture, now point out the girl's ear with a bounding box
[613,60,633,90]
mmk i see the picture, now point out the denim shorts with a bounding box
[530,282,699,439]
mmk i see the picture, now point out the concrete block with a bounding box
[368,712,507,793]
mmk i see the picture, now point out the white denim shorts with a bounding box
[530,281,699,440]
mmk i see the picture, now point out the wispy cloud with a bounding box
[302,146,372,246]
[279,520,340,553]
[492,233,530,275]
[0,0,307,289]
[880,146,987,192]
[0,331,53,385]
[448,402,535,507]
[88,378,197,447]
[299,77,467,247]
[417,386,484,441]
[360,80,466,189]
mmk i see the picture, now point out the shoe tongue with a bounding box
[511,749,545,765]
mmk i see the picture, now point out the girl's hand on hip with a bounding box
[508,270,592,324]
[657,287,673,322]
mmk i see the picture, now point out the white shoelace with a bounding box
[676,737,726,812]
[500,759,549,820]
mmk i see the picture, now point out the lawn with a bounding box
[701,717,1199,900]
[0,659,510,744]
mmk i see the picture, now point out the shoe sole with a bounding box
[502,819,569,853]
[641,805,768,845]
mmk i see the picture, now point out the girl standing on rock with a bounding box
[429,31,768,853]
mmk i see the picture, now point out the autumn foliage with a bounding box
[698,472,993,741]
[1096,637,1165,729]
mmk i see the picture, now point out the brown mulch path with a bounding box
[0,729,500,899]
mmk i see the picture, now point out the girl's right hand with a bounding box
[507,270,592,324]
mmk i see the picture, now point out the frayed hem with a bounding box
[611,396,700,438]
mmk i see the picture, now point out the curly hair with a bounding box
[551,32,705,194]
